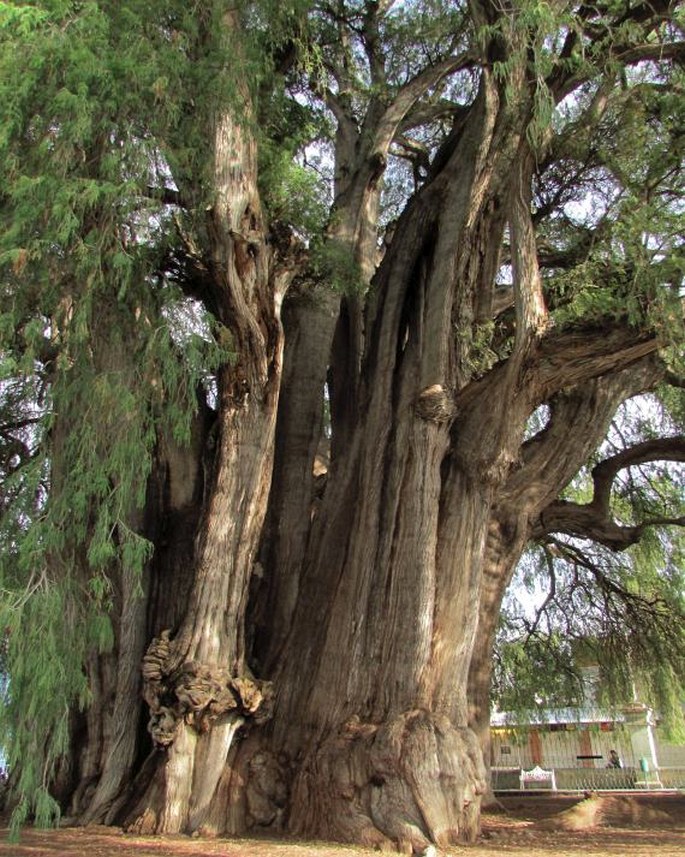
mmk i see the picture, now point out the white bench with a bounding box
[519,765,557,791]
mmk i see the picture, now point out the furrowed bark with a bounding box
[255,30,470,677]
[11,1,683,849]
[264,70,535,850]
[121,12,299,835]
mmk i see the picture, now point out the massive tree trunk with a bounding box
[258,74,531,851]
[255,112,388,675]
[259,59,663,843]
[254,17,475,676]
[52,284,215,827]
[5,1,681,851]
[124,368,281,834]
[84,56,665,857]
[74,400,213,825]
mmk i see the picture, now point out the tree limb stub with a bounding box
[415,384,457,423]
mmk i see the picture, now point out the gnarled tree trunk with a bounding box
[468,359,666,800]
[257,73,532,850]
[120,13,299,835]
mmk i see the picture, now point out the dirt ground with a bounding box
[0,793,682,857]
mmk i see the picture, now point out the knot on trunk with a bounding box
[141,629,172,683]
[148,706,178,747]
[415,385,456,423]
[142,633,273,746]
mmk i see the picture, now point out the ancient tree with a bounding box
[0,0,683,850]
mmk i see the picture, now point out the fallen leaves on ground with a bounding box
[0,794,681,857]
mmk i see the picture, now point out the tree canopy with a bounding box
[0,0,683,847]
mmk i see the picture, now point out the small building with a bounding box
[491,702,685,791]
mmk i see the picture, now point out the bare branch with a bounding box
[536,435,685,549]
[592,437,685,510]
[539,499,684,550]
[398,99,468,134]
[524,547,557,643]
[0,416,42,435]
[549,0,679,101]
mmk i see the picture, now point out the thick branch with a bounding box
[325,88,359,143]
[592,436,685,510]
[535,326,659,398]
[538,500,684,550]
[549,0,678,100]
[534,435,685,550]
[361,1,386,90]
[616,40,685,65]
[510,155,549,350]
[372,51,475,154]
[398,99,469,134]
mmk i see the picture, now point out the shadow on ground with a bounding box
[0,793,682,856]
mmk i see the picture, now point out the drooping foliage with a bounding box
[0,0,683,844]
[495,394,685,736]
[0,0,298,826]
[485,0,685,738]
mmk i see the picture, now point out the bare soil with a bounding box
[0,793,682,857]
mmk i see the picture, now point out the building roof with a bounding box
[490,704,651,728]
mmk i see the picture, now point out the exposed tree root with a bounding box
[538,794,675,832]
[537,794,605,831]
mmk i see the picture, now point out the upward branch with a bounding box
[537,436,685,550]
[510,155,549,350]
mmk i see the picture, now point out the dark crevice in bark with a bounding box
[250,288,336,676]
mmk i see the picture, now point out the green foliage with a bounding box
[0,0,682,830]
[496,528,685,735]
[462,320,509,377]
[499,385,685,729]
[258,91,331,237]
[259,143,330,236]
[539,58,685,345]
[494,630,585,717]
[310,238,365,296]
[0,580,87,838]
[0,0,246,826]
[651,663,685,743]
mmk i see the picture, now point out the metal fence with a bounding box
[493,765,685,792]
